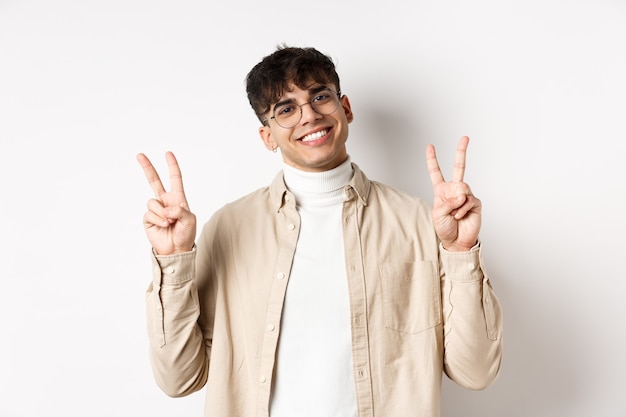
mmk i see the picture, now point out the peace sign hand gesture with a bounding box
[137,152,197,255]
[426,136,481,252]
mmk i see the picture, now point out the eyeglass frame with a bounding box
[261,88,342,128]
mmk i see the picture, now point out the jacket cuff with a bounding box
[151,246,196,285]
[439,242,484,282]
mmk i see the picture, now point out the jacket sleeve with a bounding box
[439,243,503,390]
[145,247,209,397]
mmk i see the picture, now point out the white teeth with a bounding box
[301,129,327,142]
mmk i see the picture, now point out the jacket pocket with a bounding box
[379,261,441,334]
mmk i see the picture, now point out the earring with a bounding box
[272,147,278,153]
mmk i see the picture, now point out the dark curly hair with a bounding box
[245,46,341,125]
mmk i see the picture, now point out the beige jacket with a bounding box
[146,163,503,417]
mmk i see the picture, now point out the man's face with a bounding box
[259,82,354,172]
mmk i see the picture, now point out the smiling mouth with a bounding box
[300,129,328,142]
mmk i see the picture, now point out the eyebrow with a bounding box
[272,85,333,110]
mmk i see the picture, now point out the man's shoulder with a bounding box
[222,185,273,213]
[200,185,273,236]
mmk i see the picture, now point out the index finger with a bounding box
[164,151,186,195]
[426,143,445,186]
[452,136,470,183]
[137,152,166,198]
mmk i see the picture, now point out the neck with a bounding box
[283,158,353,206]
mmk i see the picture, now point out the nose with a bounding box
[299,102,322,124]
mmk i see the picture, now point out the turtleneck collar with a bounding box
[282,158,354,206]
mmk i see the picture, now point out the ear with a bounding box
[340,95,354,123]
[259,125,277,151]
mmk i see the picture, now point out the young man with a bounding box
[137,46,503,417]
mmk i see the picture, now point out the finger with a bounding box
[143,210,169,229]
[426,144,445,186]
[432,181,472,209]
[452,136,470,183]
[165,152,187,199]
[146,199,168,226]
[161,203,189,223]
[137,153,166,198]
[147,198,165,215]
[148,198,193,224]
[453,196,481,220]
[432,193,466,217]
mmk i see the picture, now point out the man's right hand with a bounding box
[137,152,196,255]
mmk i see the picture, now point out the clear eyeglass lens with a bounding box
[273,91,340,128]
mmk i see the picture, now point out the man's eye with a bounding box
[313,93,331,103]
[277,105,296,116]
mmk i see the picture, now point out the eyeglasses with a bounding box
[263,89,341,129]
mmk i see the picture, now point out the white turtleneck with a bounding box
[269,159,357,417]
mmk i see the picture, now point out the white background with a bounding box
[1,0,625,416]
